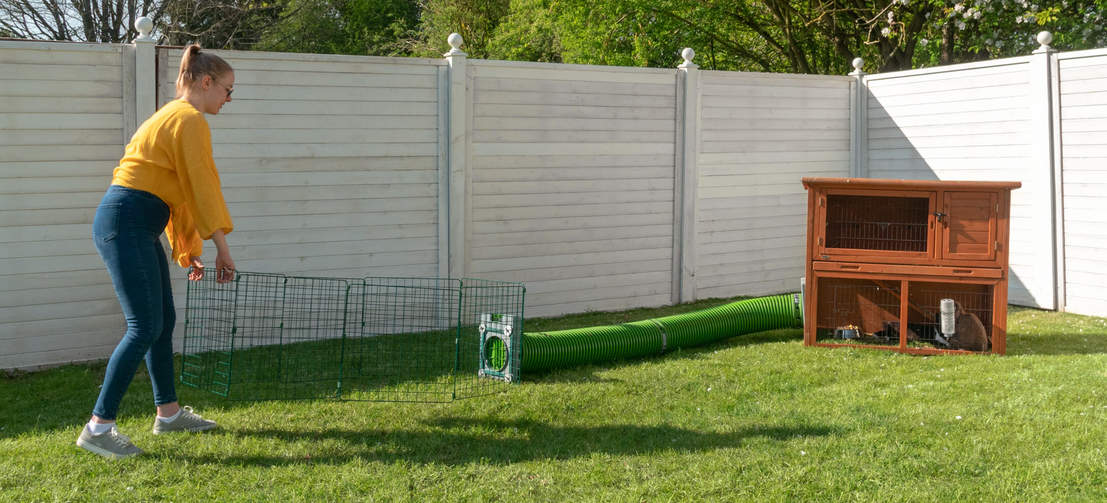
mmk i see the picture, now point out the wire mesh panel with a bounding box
[906,281,993,351]
[815,277,902,346]
[825,195,930,252]
[342,278,462,403]
[457,278,526,399]
[180,271,239,397]
[181,272,525,402]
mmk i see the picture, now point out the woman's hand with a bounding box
[207,229,236,283]
[215,251,236,284]
[188,256,205,281]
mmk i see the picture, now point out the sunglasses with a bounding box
[215,81,234,98]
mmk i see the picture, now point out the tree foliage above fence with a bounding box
[2,0,1105,72]
[255,0,418,55]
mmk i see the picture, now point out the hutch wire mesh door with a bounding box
[180,272,525,402]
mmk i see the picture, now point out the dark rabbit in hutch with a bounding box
[948,300,989,352]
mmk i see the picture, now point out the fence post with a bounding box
[1029,31,1064,311]
[849,57,867,178]
[676,48,699,304]
[133,17,157,132]
[444,33,468,280]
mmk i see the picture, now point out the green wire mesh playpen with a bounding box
[181,272,525,402]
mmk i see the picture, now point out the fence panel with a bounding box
[1058,49,1107,317]
[695,71,852,300]
[468,61,678,317]
[0,42,130,369]
[863,59,1051,309]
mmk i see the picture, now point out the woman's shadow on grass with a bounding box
[183,417,839,466]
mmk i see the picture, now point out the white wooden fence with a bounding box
[1,30,1103,370]
[1057,48,1107,317]
[857,36,1107,316]
[1,42,133,367]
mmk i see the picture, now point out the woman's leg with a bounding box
[91,187,171,421]
[146,237,179,410]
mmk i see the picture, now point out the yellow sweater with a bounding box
[111,99,233,268]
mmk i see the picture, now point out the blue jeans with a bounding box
[91,185,177,420]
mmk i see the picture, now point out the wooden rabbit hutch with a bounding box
[802,178,1021,355]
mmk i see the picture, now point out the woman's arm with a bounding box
[210,229,236,283]
[187,229,236,283]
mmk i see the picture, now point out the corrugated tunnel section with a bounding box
[521,294,803,371]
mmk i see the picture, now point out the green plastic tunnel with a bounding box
[519,293,803,371]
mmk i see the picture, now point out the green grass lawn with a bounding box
[3,299,1107,502]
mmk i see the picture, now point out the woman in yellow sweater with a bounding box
[77,45,236,459]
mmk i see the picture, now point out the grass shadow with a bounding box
[0,359,296,438]
[182,416,839,466]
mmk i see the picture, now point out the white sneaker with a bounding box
[76,426,143,460]
[151,406,218,434]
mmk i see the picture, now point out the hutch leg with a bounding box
[993,278,1008,354]
[899,279,909,351]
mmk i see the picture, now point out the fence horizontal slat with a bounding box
[473,201,671,221]
[471,213,670,234]
[475,89,676,108]
[475,154,671,169]
[212,128,437,144]
[229,197,435,217]
[0,45,122,65]
[234,69,438,88]
[473,224,672,247]
[233,85,436,102]
[476,103,675,120]
[228,224,436,244]
[212,142,438,158]
[233,211,435,230]
[474,117,674,132]
[0,113,123,129]
[472,236,671,261]
[474,166,673,182]
[0,96,122,114]
[208,114,436,130]
[472,63,675,84]
[475,76,674,96]
[701,83,847,99]
[221,169,435,187]
[2,80,121,98]
[214,155,437,173]
[472,129,673,143]
[231,237,436,261]
[0,130,121,146]
[221,184,436,202]
[0,63,121,81]
[471,247,670,274]
[473,142,672,156]
[210,99,437,116]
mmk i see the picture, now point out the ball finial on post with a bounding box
[135,16,154,41]
[851,57,864,73]
[679,47,698,69]
[681,48,695,64]
[1036,31,1053,49]
[446,33,465,56]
